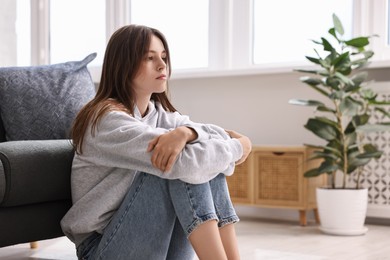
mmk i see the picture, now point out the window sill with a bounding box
[170,62,313,80]
[88,59,390,83]
[171,60,390,80]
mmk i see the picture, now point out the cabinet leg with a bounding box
[314,208,320,224]
[30,242,38,249]
[299,210,307,226]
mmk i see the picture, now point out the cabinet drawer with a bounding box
[226,153,254,204]
[254,151,304,207]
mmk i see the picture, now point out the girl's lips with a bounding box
[156,74,167,80]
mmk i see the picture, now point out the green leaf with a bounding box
[288,99,324,107]
[294,69,321,75]
[304,143,342,157]
[357,123,390,132]
[329,90,344,100]
[345,37,370,48]
[344,114,369,134]
[317,105,336,113]
[328,27,339,42]
[312,39,322,45]
[357,152,383,159]
[317,160,341,174]
[350,58,369,68]
[340,97,361,116]
[306,84,330,98]
[362,50,374,59]
[316,116,340,128]
[357,144,383,159]
[319,58,331,68]
[304,118,339,141]
[335,72,354,85]
[327,139,343,153]
[352,61,370,70]
[304,168,322,177]
[333,14,344,36]
[347,155,370,173]
[354,114,370,125]
[347,145,380,173]
[363,143,378,152]
[345,114,370,134]
[338,66,352,76]
[345,132,357,147]
[332,52,350,67]
[305,56,321,65]
[300,76,323,86]
[344,84,360,93]
[360,88,377,101]
[322,37,334,52]
[351,72,368,86]
[344,121,356,135]
[310,150,339,160]
[325,77,341,90]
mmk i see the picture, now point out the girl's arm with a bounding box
[148,126,251,173]
[225,129,252,165]
[154,104,252,171]
[81,111,243,184]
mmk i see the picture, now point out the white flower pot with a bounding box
[316,187,368,236]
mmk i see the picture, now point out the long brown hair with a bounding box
[72,25,176,154]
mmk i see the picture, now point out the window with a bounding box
[388,1,390,45]
[0,0,31,66]
[16,0,31,66]
[1,0,390,79]
[50,0,106,66]
[370,0,390,63]
[252,0,353,65]
[130,0,209,70]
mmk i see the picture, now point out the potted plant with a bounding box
[289,14,390,235]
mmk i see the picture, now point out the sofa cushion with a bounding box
[0,140,74,207]
[0,53,96,141]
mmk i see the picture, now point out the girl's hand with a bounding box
[225,129,252,165]
[147,126,197,172]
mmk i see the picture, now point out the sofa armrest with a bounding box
[0,140,74,207]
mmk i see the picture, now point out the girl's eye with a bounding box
[145,55,166,61]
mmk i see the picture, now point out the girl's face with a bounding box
[132,35,168,100]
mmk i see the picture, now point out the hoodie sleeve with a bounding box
[156,103,231,142]
[80,111,243,184]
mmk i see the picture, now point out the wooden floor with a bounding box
[237,218,390,260]
[1,217,390,259]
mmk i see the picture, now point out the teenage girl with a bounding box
[61,24,252,260]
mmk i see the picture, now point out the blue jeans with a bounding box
[76,173,239,260]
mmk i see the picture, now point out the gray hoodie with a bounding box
[60,101,243,246]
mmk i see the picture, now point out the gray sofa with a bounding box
[0,53,96,247]
[0,137,73,247]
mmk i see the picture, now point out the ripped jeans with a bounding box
[76,173,239,260]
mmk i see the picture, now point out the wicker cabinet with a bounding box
[227,146,327,226]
